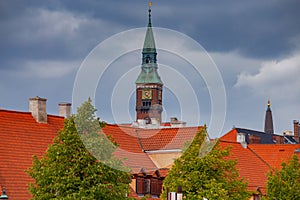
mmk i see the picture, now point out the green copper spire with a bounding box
[136,5,162,85]
[142,8,156,54]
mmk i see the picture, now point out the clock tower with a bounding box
[135,5,163,124]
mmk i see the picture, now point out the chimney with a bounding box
[294,120,299,143]
[29,96,47,123]
[58,103,71,118]
[236,132,247,148]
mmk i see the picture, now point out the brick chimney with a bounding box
[58,103,71,118]
[294,120,299,143]
[29,96,47,123]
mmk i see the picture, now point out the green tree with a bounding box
[264,155,300,200]
[161,127,249,200]
[74,98,119,166]
[27,99,132,199]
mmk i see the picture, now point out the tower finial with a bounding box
[267,99,270,108]
[148,2,152,26]
[148,1,152,9]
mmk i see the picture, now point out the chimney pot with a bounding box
[29,96,47,123]
[58,102,71,118]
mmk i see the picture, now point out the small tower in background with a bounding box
[264,99,274,134]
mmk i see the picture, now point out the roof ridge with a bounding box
[104,124,137,129]
[236,127,265,133]
[237,127,283,136]
[105,124,202,131]
[0,109,64,119]
[219,140,241,144]
[135,130,145,152]
[0,109,31,114]
[139,126,202,131]
[247,146,272,169]
[249,143,300,146]
[47,114,64,119]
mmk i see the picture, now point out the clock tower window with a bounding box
[142,101,152,108]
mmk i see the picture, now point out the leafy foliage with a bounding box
[27,99,132,199]
[74,98,121,168]
[161,127,250,200]
[264,155,300,200]
[74,97,105,134]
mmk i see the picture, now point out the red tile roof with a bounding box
[101,124,142,153]
[102,124,200,152]
[140,126,201,151]
[101,124,200,173]
[219,138,300,194]
[0,112,193,199]
[219,141,270,193]
[248,144,300,169]
[0,109,64,200]
[114,148,158,173]
[220,128,238,142]
[157,168,169,177]
[5,107,299,199]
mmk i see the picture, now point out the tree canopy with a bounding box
[264,155,300,200]
[27,98,132,199]
[161,127,250,200]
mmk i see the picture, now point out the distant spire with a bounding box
[264,99,274,134]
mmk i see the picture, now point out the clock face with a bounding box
[142,89,152,99]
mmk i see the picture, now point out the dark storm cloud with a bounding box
[0,0,130,70]
[1,0,299,69]
[152,0,300,58]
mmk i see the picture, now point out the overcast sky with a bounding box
[1,0,300,136]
